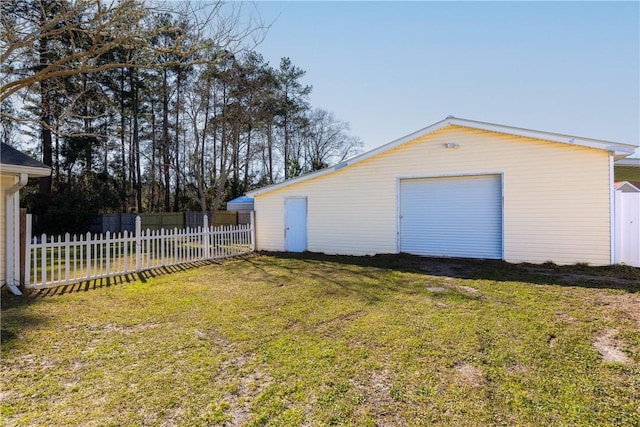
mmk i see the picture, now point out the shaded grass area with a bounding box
[1,253,639,426]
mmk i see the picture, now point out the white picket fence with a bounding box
[24,214,255,289]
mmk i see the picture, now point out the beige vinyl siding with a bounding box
[254,125,611,265]
[0,175,16,285]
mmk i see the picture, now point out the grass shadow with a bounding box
[0,289,51,348]
[260,251,640,293]
[19,260,224,298]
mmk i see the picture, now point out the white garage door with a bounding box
[399,174,503,259]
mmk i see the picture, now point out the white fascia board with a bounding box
[448,118,637,158]
[615,158,640,167]
[0,164,51,177]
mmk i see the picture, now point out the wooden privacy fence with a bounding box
[85,211,248,234]
[24,214,255,290]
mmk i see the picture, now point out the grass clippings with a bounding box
[1,253,639,426]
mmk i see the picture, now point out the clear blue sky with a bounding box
[243,1,639,156]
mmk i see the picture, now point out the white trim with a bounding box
[5,173,28,293]
[448,117,635,158]
[500,173,505,260]
[0,164,51,177]
[247,116,636,197]
[395,178,401,253]
[396,170,505,180]
[610,154,615,265]
[615,158,640,167]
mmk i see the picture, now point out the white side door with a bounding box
[285,197,307,252]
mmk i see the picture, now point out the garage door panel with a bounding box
[399,175,502,259]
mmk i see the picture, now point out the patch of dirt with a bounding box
[225,370,272,426]
[0,390,15,402]
[455,363,484,386]
[11,354,56,370]
[349,369,407,426]
[195,328,273,426]
[558,273,637,286]
[506,364,529,374]
[70,322,161,334]
[426,284,482,298]
[518,264,640,288]
[593,329,630,364]
[555,311,577,324]
[596,293,640,329]
[456,285,481,296]
[426,287,449,293]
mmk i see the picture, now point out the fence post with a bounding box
[135,216,142,273]
[250,211,256,252]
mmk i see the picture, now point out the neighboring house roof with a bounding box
[247,116,637,197]
[229,196,254,203]
[0,143,51,177]
[615,158,640,167]
[614,181,640,192]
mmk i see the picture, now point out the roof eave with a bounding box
[1,164,52,177]
[448,117,637,158]
[246,116,637,197]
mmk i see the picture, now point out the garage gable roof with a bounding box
[1,143,51,177]
[247,116,637,197]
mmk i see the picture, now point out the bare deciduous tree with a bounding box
[1,0,265,102]
[303,108,363,171]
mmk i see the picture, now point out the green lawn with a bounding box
[1,253,639,426]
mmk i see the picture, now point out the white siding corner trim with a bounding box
[397,173,504,259]
[609,154,615,265]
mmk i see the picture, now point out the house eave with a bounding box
[0,164,51,178]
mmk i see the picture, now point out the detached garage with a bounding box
[247,117,637,266]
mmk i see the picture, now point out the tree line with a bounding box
[1,0,362,233]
